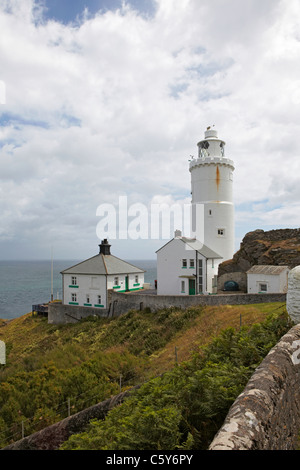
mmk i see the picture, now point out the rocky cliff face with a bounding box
[219,228,300,276]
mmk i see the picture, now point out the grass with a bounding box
[146,302,285,376]
[0,302,285,380]
[0,301,288,447]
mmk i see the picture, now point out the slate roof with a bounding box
[156,236,222,259]
[246,265,289,275]
[181,237,223,259]
[61,254,145,276]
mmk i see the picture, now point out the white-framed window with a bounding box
[135,275,139,283]
[71,276,77,285]
[71,293,77,302]
[217,228,225,237]
[182,259,187,268]
[259,283,268,292]
[189,259,195,268]
[114,276,119,286]
[86,294,90,303]
[181,281,185,293]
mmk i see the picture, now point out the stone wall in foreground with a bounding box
[209,323,300,450]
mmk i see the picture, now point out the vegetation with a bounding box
[60,307,292,450]
[0,302,292,449]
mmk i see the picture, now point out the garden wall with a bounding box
[110,291,286,317]
[209,323,300,450]
[48,292,286,324]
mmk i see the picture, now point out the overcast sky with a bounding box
[0,0,300,261]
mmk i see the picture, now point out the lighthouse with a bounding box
[156,126,234,296]
[189,127,235,263]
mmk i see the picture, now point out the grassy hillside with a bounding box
[0,302,291,448]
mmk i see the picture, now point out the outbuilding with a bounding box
[61,239,145,309]
[246,265,289,294]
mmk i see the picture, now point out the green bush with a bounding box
[61,310,292,450]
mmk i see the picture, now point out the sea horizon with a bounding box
[0,259,157,320]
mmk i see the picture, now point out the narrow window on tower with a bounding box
[217,228,225,237]
[198,259,203,293]
[208,209,212,216]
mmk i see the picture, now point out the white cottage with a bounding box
[61,239,145,309]
[156,234,222,295]
[246,265,289,294]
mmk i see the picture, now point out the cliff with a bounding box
[219,228,300,277]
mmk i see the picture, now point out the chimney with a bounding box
[99,239,111,255]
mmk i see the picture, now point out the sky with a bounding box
[0,0,300,261]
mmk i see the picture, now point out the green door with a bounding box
[189,279,195,296]
[125,275,129,291]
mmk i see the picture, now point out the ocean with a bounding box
[0,259,157,320]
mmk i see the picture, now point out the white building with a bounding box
[190,126,235,262]
[156,127,235,295]
[156,234,222,295]
[246,265,289,294]
[61,239,145,309]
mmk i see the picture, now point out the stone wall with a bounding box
[48,302,110,324]
[217,272,247,292]
[209,323,300,450]
[48,292,286,324]
[109,291,286,317]
[2,386,140,450]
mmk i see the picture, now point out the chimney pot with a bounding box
[99,239,111,255]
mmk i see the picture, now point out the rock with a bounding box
[219,228,300,277]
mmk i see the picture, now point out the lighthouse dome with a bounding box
[204,128,218,139]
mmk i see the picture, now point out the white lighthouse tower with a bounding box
[189,126,235,263]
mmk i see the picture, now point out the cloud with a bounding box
[0,0,299,259]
